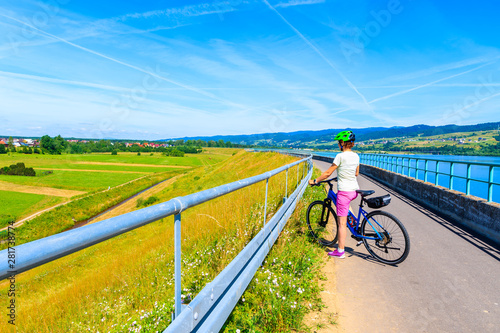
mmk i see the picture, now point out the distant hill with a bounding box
[163,127,394,146]
[163,121,500,148]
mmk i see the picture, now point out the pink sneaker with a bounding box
[328,249,345,258]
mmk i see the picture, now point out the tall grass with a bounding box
[222,168,331,332]
[0,151,305,333]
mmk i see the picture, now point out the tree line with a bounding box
[12,135,249,155]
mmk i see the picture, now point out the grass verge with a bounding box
[221,167,331,332]
[0,151,300,332]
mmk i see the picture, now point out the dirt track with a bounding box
[35,168,150,174]
[75,162,191,168]
[0,180,85,197]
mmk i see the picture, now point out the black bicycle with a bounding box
[307,178,410,265]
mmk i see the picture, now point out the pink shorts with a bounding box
[336,191,358,217]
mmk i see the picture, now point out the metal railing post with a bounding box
[416,159,420,180]
[489,166,494,202]
[174,213,182,318]
[296,163,299,187]
[449,162,454,190]
[436,161,440,186]
[264,178,269,225]
[284,168,288,204]
[466,164,472,195]
[425,160,429,182]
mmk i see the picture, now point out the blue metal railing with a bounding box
[360,153,500,202]
[0,153,312,332]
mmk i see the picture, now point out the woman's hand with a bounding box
[308,179,316,186]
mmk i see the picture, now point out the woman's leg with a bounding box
[338,216,347,250]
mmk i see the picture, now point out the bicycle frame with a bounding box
[326,187,383,241]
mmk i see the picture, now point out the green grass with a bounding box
[0,190,64,223]
[221,168,330,332]
[0,150,233,169]
[0,170,148,191]
[0,152,335,332]
[0,151,307,332]
[0,170,183,248]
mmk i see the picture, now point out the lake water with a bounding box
[311,151,500,203]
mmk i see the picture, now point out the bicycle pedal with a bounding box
[356,241,363,247]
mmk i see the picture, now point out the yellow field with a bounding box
[0,151,301,333]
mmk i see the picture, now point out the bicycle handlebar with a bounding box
[311,177,337,186]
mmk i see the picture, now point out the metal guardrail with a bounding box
[165,158,312,332]
[360,153,500,202]
[0,153,312,332]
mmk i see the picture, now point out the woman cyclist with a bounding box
[308,130,359,258]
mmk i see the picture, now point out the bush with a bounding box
[111,150,118,155]
[0,145,6,154]
[137,152,141,156]
[23,167,36,177]
[164,149,184,157]
[137,196,159,208]
[0,163,37,177]
[136,198,144,208]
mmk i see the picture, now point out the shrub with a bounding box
[23,167,36,177]
[111,150,118,155]
[136,198,144,208]
[0,163,36,176]
[142,196,159,207]
[137,152,141,156]
[0,145,6,154]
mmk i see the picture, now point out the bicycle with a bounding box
[306,177,410,265]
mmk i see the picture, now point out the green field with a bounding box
[0,190,63,222]
[0,170,148,191]
[0,150,230,169]
[0,151,329,333]
[0,148,240,223]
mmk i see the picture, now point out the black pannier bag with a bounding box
[365,194,391,209]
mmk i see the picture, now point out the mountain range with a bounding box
[164,121,500,147]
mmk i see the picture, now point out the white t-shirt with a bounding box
[333,151,360,192]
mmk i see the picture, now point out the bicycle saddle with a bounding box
[356,190,375,197]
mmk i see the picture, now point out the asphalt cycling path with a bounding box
[315,160,500,333]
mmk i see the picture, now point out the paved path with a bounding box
[315,160,500,333]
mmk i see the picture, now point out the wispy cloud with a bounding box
[115,1,242,21]
[379,56,500,84]
[0,13,247,111]
[0,70,129,92]
[369,62,493,104]
[262,0,371,109]
[275,0,325,8]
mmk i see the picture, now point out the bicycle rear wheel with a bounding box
[306,200,338,246]
[360,211,410,265]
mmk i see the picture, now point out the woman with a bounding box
[309,130,359,258]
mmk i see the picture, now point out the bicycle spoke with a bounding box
[306,201,338,246]
[361,211,410,265]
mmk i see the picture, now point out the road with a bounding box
[315,160,500,333]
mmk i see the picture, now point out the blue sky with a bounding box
[1,0,499,140]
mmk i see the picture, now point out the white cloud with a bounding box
[275,0,326,8]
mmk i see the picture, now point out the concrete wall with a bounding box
[359,163,500,245]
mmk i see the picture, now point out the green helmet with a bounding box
[335,130,355,142]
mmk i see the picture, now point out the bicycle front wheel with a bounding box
[306,200,338,246]
[360,211,410,265]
